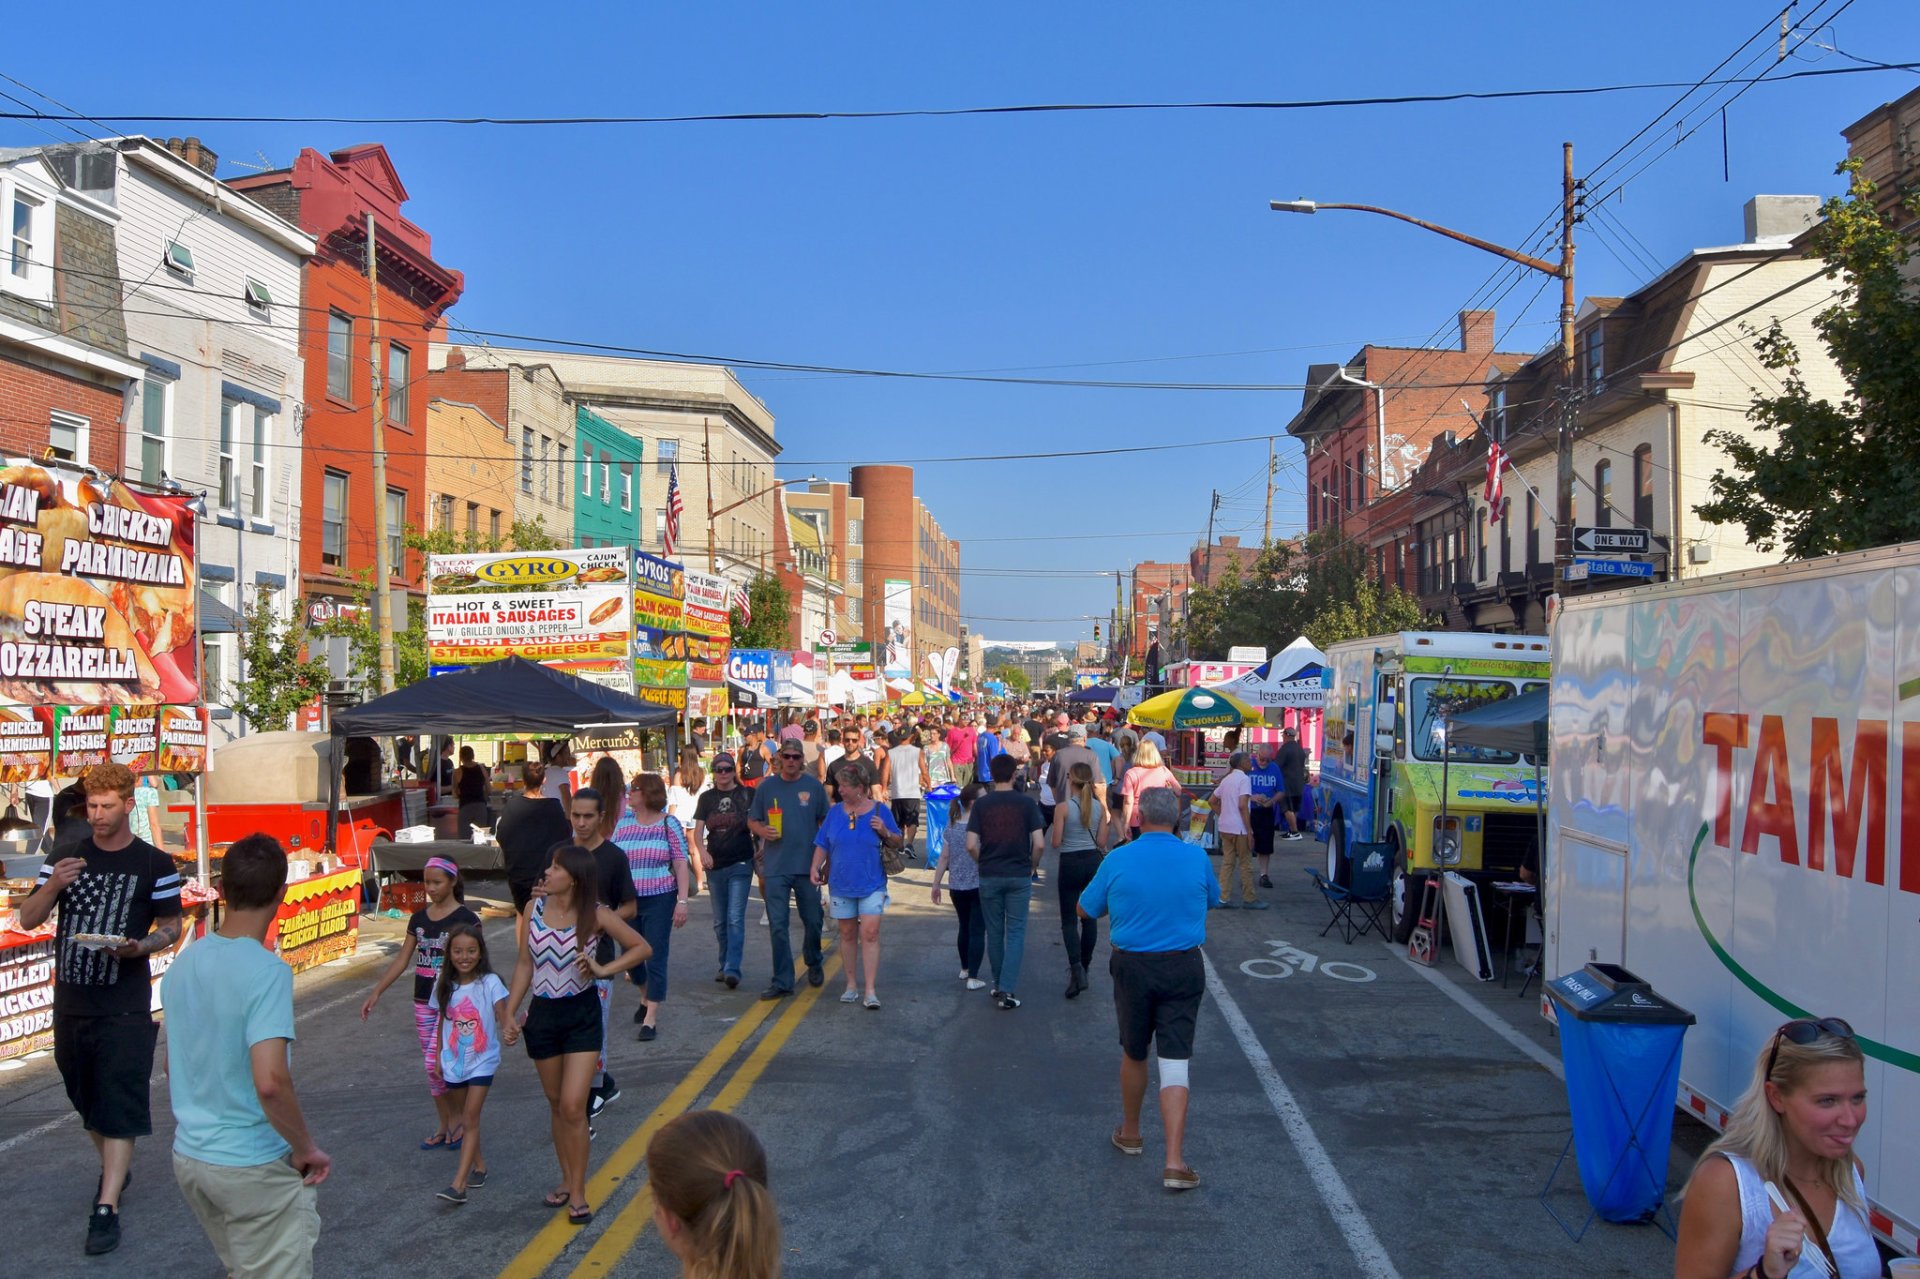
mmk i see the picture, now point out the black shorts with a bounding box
[1109,947,1204,1062]
[891,799,922,828]
[1284,792,1304,815]
[522,989,602,1061]
[55,1012,159,1139]
[445,1073,495,1090]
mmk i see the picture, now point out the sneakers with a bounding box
[996,993,1022,1010]
[965,978,988,991]
[637,1023,657,1042]
[436,1185,469,1205]
[1283,832,1304,842]
[84,1204,119,1255]
[468,1170,489,1189]
[839,988,861,1004]
[806,966,825,988]
[1259,873,1276,888]
[1243,901,1271,911]
[1217,900,1237,910]
[863,993,881,1010]
[590,1075,621,1118]
[724,973,740,990]
[759,986,792,1001]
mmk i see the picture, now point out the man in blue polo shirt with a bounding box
[1247,740,1284,890]
[1077,786,1217,1192]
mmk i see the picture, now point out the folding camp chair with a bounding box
[1306,841,1393,944]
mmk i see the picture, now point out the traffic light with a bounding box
[1093,622,1101,641]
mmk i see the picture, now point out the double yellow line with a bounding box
[496,954,843,1279]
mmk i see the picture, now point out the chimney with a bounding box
[1459,309,1495,353]
[1744,195,1820,244]
[445,347,467,371]
[1219,536,1241,548]
[163,136,219,176]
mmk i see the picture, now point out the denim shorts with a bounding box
[830,889,889,919]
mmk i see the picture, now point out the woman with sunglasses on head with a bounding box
[1674,1016,1879,1279]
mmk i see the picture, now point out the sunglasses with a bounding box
[713,765,736,773]
[1764,1017,1855,1080]
[779,753,804,761]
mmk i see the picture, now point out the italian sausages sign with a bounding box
[0,460,199,707]
[426,549,633,666]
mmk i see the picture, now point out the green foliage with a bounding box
[1697,160,1920,558]
[987,664,1032,694]
[730,573,793,648]
[1182,532,1432,658]
[226,585,334,731]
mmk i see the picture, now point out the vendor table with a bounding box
[370,839,506,879]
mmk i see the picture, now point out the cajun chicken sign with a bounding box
[0,461,199,708]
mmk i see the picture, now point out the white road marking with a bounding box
[1202,950,1401,1279]
[1381,942,1563,1080]
[0,1113,71,1156]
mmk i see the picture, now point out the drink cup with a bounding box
[1886,1259,1920,1279]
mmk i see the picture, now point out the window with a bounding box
[1581,324,1605,392]
[1475,509,1487,580]
[1633,444,1655,529]
[1594,460,1613,528]
[1526,492,1540,567]
[599,459,611,503]
[489,509,501,541]
[243,277,272,318]
[1499,500,1512,575]
[654,510,667,545]
[557,443,568,505]
[47,410,87,462]
[538,434,550,503]
[849,558,863,585]
[620,464,632,511]
[326,311,353,400]
[385,489,405,570]
[163,239,195,280]
[321,471,347,566]
[847,518,863,545]
[581,444,593,499]
[386,343,410,426]
[217,400,239,510]
[9,191,38,279]
[657,438,679,475]
[138,376,169,485]
[466,501,478,535]
[251,412,269,520]
[202,583,232,697]
[437,493,454,530]
[1489,384,1509,439]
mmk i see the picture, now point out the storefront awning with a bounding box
[199,588,243,635]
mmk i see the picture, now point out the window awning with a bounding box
[199,588,243,635]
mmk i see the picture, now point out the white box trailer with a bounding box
[1547,542,1919,1254]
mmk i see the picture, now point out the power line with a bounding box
[3,62,1912,130]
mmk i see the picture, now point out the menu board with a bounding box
[53,705,110,774]
[0,706,53,783]
[426,548,632,666]
[633,553,690,695]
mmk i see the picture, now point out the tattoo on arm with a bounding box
[142,920,183,957]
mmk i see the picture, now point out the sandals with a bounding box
[543,1189,571,1208]
[419,1133,451,1150]
[862,993,881,1010]
[838,988,860,1004]
[567,1203,594,1225]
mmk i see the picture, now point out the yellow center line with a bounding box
[563,954,844,1277]
[494,989,786,1279]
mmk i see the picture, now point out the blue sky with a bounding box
[9,2,1914,641]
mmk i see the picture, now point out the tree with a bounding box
[316,517,569,690]
[1304,576,1431,648]
[1697,160,1920,559]
[226,585,333,731]
[986,664,1032,694]
[730,573,793,648]
[1182,531,1431,657]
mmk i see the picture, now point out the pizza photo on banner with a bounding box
[0,459,200,707]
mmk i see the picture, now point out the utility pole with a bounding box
[1204,489,1219,586]
[1263,437,1275,545]
[1553,141,1579,584]
[365,214,396,694]
[702,417,715,577]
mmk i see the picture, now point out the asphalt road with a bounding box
[0,835,1708,1277]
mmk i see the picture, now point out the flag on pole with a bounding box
[663,465,684,556]
[731,582,751,625]
[1484,438,1506,518]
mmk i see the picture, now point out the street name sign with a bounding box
[1573,526,1652,554]
[1575,556,1656,579]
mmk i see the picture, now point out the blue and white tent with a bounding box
[1207,636,1327,710]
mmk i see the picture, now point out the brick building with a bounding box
[423,399,514,546]
[427,348,572,541]
[0,144,143,471]
[786,479,865,647]
[846,465,961,684]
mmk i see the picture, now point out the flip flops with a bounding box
[419,1133,451,1150]
[567,1203,594,1225]
[543,1189,571,1208]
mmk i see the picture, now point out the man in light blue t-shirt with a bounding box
[1077,787,1217,1193]
[164,835,329,1278]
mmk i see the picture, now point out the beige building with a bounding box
[424,399,515,543]
[429,345,779,585]
[428,350,573,542]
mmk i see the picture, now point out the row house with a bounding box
[787,480,866,647]
[771,488,840,650]
[1406,195,1842,633]
[572,405,645,550]
[428,348,572,542]
[424,399,515,546]
[228,145,465,667]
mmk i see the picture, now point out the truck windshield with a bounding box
[1409,677,1544,764]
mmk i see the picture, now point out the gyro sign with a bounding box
[426,548,633,667]
[0,460,199,707]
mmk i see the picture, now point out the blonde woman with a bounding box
[1049,762,1108,999]
[1673,1017,1877,1279]
[1116,740,1180,838]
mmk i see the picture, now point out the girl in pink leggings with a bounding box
[360,858,481,1148]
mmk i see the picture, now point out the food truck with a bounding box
[1313,631,1550,940]
[1547,543,1917,1254]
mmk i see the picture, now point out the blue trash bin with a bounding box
[924,784,961,870]
[1544,963,1695,1230]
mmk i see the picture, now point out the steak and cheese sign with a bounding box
[0,461,199,707]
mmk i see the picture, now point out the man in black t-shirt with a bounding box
[693,756,757,988]
[965,753,1047,1010]
[19,762,184,1257]
[826,728,881,806]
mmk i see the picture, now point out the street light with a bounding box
[708,472,824,575]
[1270,143,1580,585]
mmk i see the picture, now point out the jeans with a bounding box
[708,861,753,980]
[978,876,1033,995]
[1056,850,1103,969]
[763,872,824,992]
[629,890,677,1004]
[950,887,985,978]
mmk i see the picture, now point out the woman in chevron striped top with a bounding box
[504,845,651,1225]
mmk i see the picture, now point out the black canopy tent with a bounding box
[1445,685,1550,879]
[325,657,679,854]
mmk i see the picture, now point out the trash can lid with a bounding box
[926,784,962,801]
[1546,963,1696,1026]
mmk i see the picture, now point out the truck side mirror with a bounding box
[1374,729,1395,758]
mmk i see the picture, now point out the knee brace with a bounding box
[1157,1056,1190,1090]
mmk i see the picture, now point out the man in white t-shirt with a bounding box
[1211,753,1265,910]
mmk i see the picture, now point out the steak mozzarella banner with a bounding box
[0,460,199,707]
[426,549,633,668]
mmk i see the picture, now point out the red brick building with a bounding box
[228,145,464,618]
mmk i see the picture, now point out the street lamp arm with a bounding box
[711,474,823,521]
[1270,200,1562,278]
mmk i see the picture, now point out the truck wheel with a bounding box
[1326,820,1350,887]
[1390,853,1423,943]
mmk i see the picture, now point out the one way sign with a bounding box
[1573,525,1652,554]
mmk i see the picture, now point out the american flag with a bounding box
[731,582,751,625]
[1484,438,1506,518]
[663,465,684,556]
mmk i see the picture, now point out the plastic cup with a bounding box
[1887,1260,1920,1279]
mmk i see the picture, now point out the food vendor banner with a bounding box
[632,553,689,694]
[0,705,55,782]
[0,937,55,1062]
[155,705,211,771]
[265,867,362,975]
[109,704,159,772]
[426,548,632,666]
[0,459,199,707]
[882,580,912,681]
[53,705,109,774]
[682,571,731,684]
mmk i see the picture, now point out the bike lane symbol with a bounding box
[1239,939,1376,984]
